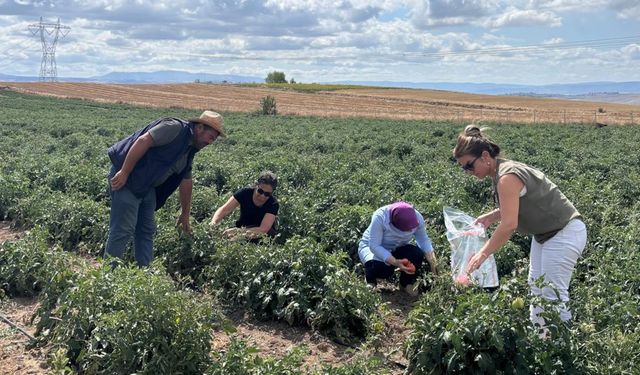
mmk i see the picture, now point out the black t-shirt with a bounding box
[233,187,279,232]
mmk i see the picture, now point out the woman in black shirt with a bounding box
[210,171,279,240]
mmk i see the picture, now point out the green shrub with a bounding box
[0,171,30,220]
[573,326,640,374]
[492,241,528,277]
[313,356,390,375]
[0,228,71,297]
[571,241,640,332]
[12,189,108,254]
[35,263,217,374]
[200,239,253,302]
[239,237,335,325]
[405,277,577,374]
[260,96,278,115]
[317,204,371,265]
[203,236,383,344]
[154,222,218,286]
[310,268,385,343]
[207,336,306,375]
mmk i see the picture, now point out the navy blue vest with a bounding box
[108,118,198,210]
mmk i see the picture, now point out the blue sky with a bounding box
[0,0,638,84]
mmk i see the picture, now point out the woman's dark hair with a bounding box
[256,171,278,189]
[453,124,501,158]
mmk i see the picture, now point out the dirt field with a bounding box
[4,82,640,125]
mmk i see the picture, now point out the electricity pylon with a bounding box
[28,17,70,82]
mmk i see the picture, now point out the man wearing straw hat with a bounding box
[105,111,224,266]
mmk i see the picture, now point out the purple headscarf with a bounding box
[389,201,418,232]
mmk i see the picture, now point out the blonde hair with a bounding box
[453,124,501,158]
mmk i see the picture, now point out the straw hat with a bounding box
[190,111,225,137]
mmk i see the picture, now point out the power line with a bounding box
[0,39,42,72]
[0,38,40,60]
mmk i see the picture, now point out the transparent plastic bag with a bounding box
[443,206,499,288]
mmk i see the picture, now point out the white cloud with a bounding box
[485,9,561,28]
[428,0,498,18]
[411,0,499,28]
[524,0,609,12]
[543,37,564,44]
[0,0,638,83]
[610,0,640,20]
[622,44,640,60]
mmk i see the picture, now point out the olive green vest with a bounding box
[493,159,581,243]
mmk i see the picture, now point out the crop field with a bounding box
[4,82,640,125]
[0,89,639,374]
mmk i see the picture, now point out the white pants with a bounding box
[528,219,587,326]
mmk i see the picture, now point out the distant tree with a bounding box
[290,78,296,84]
[265,71,287,84]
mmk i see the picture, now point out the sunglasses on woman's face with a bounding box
[256,187,272,197]
[462,156,481,172]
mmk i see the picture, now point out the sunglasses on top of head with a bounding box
[256,188,272,197]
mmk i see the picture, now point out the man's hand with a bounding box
[110,170,129,191]
[176,212,191,233]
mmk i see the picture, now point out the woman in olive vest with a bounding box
[453,125,587,328]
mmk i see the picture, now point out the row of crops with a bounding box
[0,89,639,374]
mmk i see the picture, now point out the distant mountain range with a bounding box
[2,70,640,103]
[0,70,263,84]
[332,80,640,96]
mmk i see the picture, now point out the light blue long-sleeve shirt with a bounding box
[358,205,434,264]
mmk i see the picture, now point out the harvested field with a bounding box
[4,82,640,125]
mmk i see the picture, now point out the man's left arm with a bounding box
[177,177,193,232]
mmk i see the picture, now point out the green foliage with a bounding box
[573,326,640,374]
[207,336,306,375]
[0,227,71,297]
[313,356,390,375]
[35,263,217,374]
[406,277,577,374]
[265,71,287,84]
[154,222,218,286]
[203,236,383,344]
[260,95,278,115]
[11,189,108,254]
[0,171,30,220]
[309,268,385,342]
[49,346,74,375]
[316,204,370,264]
[492,241,528,277]
[1,90,639,371]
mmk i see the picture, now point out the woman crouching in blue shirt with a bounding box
[358,201,438,296]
